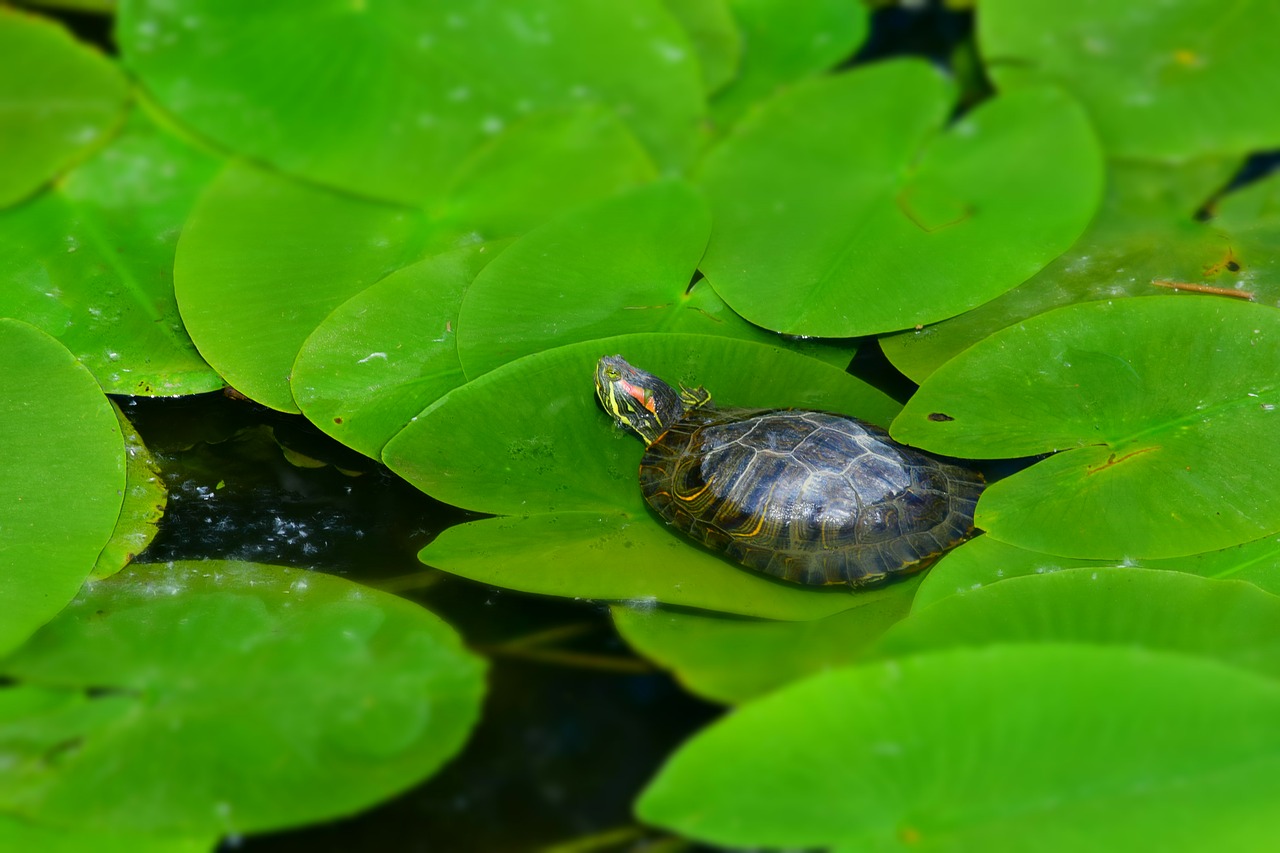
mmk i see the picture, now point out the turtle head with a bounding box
[595,355,705,445]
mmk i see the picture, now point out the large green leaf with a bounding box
[894,296,1280,559]
[388,333,901,619]
[980,0,1280,161]
[292,243,506,458]
[878,568,1280,681]
[175,164,429,412]
[660,0,740,95]
[611,574,921,703]
[91,403,166,580]
[637,645,1280,850]
[709,0,869,128]
[0,561,486,835]
[0,320,124,657]
[0,107,223,395]
[119,0,703,204]
[881,161,1277,382]
[0,810,209,853]
[176,109,657,412]
[0,7,128,207]
[914,534,1280,610]
[697,60,1103,336]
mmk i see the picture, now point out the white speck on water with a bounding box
[1263,404,1276,412]
[446,13,467,28]
[136,19,158,37]
[515,98,535,113]
[1125,90,1155,107]
[416,32,436,50]
[1091,572,1098,580]
[448,86,471,102]
[71,125,100,144]
[969,582,983,590]
[480,115,504,134]
[357,352,388,364]
[106,350,120,362]
[416,113,437,127]
[569,84,591,98]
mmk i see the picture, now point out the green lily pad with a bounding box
[455,180,858,376]
[881,161,1277,382]
[709,0,869,129]
[696,60,1103,336]
[611,573,921,703]
[119,0,703,204]
[388,333,901,619]
[91,404,166,580]
[0,319,124,657]
[660,0,740,94]
[175,164,430,412]
[0,560,486,835]
[980,0,1280,161]
[292,243,507,458]
[878,568,1280,682]
[0,107,223,395]
[914,534,1280,610]
[637,645,1280,850]
[0,806,209,853]
[0,7,128,207]
[894,296,1280,559]
[177,109,658,412]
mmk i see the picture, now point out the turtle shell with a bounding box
[639,407,984,586]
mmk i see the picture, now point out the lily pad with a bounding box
[611,573,921,703]
[660,0,740,95]
[0,319,124,657]
[709,0,869,129]
[878,568,1280,682]
[0,560,486,835]
[91,404,166,580]
[637,645,1280,850]
[387,333,901,619]
[0,107,223,395]
[292,243,507,458]
[176,109,658,412]
[0,7,128,207]
[881,160,1278,382]
[119,0,703,204]
[894,295,1280,559]
[980,0,1280,161]
[0,811,209,853]
[696,59,1103,336]
[914,534,1280,609]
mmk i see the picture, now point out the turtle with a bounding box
[594,355,984,587]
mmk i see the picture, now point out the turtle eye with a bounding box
[604,367,620,380]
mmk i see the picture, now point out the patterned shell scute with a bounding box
[639,408,984,586]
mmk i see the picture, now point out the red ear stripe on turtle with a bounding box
[620,379,657,414]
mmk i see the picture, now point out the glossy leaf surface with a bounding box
[708,0,868,127]
[292,243,506,457]
[119,0,703,204]
[697,60,1102,335]
[638,645,1280,850]
[1,108,223,395]
[981,0,1280,160]
[0,8,128,207]
[91,404,166,580]
[894,296,1280,559]
[0,320,124,657]
[878,568,1280,682]
[914,534,1280,609]
[0,561,486,835]
[611,574,921,703]
[882,162,1278,382]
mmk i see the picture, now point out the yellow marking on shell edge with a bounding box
[676,476,714,502]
